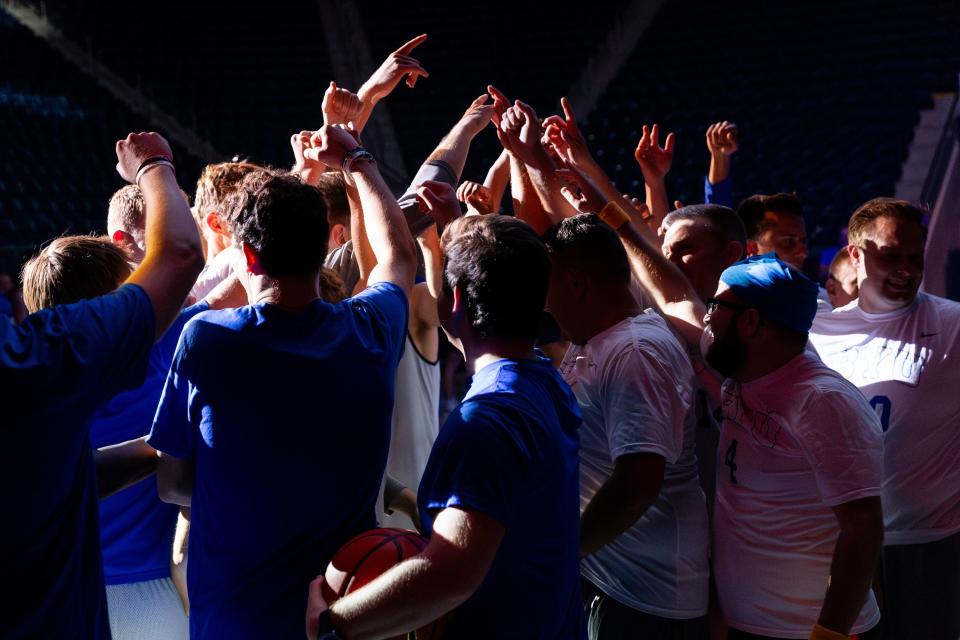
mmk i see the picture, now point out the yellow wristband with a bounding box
[597,201,630,230]
[809,623,848,640]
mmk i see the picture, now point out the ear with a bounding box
[825,277,838,297]
[745,239,761,257]
[726,241,746,266]
[111,229,128,245]
[451,284,464,315]
[737,307,762,338]
[846,244,862,269]
[206,212,227,236]
[331,223,348,247]
[241,242,264,276]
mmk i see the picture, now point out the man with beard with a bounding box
[559,165,885,640]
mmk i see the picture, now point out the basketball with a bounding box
[323,528,447,639]
[323,528,428,601]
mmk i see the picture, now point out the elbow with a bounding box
[158,483,191,507]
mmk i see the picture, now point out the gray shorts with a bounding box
[105,577,188,640]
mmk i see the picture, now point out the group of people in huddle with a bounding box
[2,33,958,640]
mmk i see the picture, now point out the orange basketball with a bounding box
[323,528,447,639]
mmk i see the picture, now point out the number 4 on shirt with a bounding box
[869,395,891,432]
[725,439,739,484]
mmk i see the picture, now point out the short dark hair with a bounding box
[737,193,803,240]
[848,197,927,246]
[22,235,132,312]
[441,215,549,341]
[664,204,747,255]
[229,170,329,278]
[541,213,630,286]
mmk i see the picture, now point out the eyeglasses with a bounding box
[705,297,750,315]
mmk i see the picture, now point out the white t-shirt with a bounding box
[190,246,240,301]
[714,350,882,637]
[810,292,960,545]
[560,312,709,618]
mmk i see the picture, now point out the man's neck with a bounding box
[461,336,538,375]
[856,292,915,314]
[247,275,321,312]
[581,287,642,344]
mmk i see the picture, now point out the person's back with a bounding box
[419,356,582,637]
[151,285,405,636]
[0,133,204,638]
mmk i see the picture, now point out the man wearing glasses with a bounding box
[810,198,960,640]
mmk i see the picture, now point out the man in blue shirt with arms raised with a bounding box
[149,124,417,638]
[306,213,585,639]
[1,132,205,638]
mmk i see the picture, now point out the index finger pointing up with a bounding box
[395,33,428,56]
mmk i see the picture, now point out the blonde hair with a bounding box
[193,162,264,228]
[22,235,133,312]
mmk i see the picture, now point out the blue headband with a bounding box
[718,254,818,333]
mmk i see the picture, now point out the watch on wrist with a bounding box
[316,609,342,639]
[341,147,375,173]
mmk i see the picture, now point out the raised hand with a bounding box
[115,132,174,183]
[416,180,462,227]
[498,100,551,170]
[290,130,314,171]
[634,124,676,181]
[304,125,361,169]
[458,94,496,138]
[542,96,592,170]
[555,165,607,216]
[706,121,738,157]
[359,34,430,104]
[322,82,364,127]
[456,180,493,214]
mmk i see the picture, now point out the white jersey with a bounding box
[381,333,440,529]
[190,246,239,301]
[714,350,882,637]
[561,312,709,618]
[810,292,960,545]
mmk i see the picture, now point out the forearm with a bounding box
[526,163,578,225]
[345,177,376,291]
[817,525,883,633]
[708,153,730,186]
[95,436,157,499]
[426,120,476,180]
[331,555,466,639]
[643,175,671,227]
[351,162,416,291]
[616,222,705,347]
[483,150,511,213]
[580,481,655,557]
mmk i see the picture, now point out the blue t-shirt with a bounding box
[418,357,585,639]
[0,284,155,638]
[704,175,734,208]
[148,282,407,639]
[91,302,209,585]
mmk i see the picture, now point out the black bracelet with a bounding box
[136,155,174,174]
[316,610,342,639]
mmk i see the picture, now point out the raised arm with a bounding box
[118,133,205,340]
[558,163,706,348]
[355,34,430,133]
[306,125,416,296]
[456,151,510,216]
[634,123,676,227]
[426,94,495,180]
[705,121,738,207]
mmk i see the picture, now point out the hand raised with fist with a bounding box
[542,96,592,170]
[456,180,493,214]
[304,125,362,169]
[115,132,174,184]
[706,121,738,157]
[634,124,675,181]
[359,33,430,105]
[322,82,364,127]
[416,180,462,227]
[498,100,551,171]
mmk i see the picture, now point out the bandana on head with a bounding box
[718,253,819,333]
